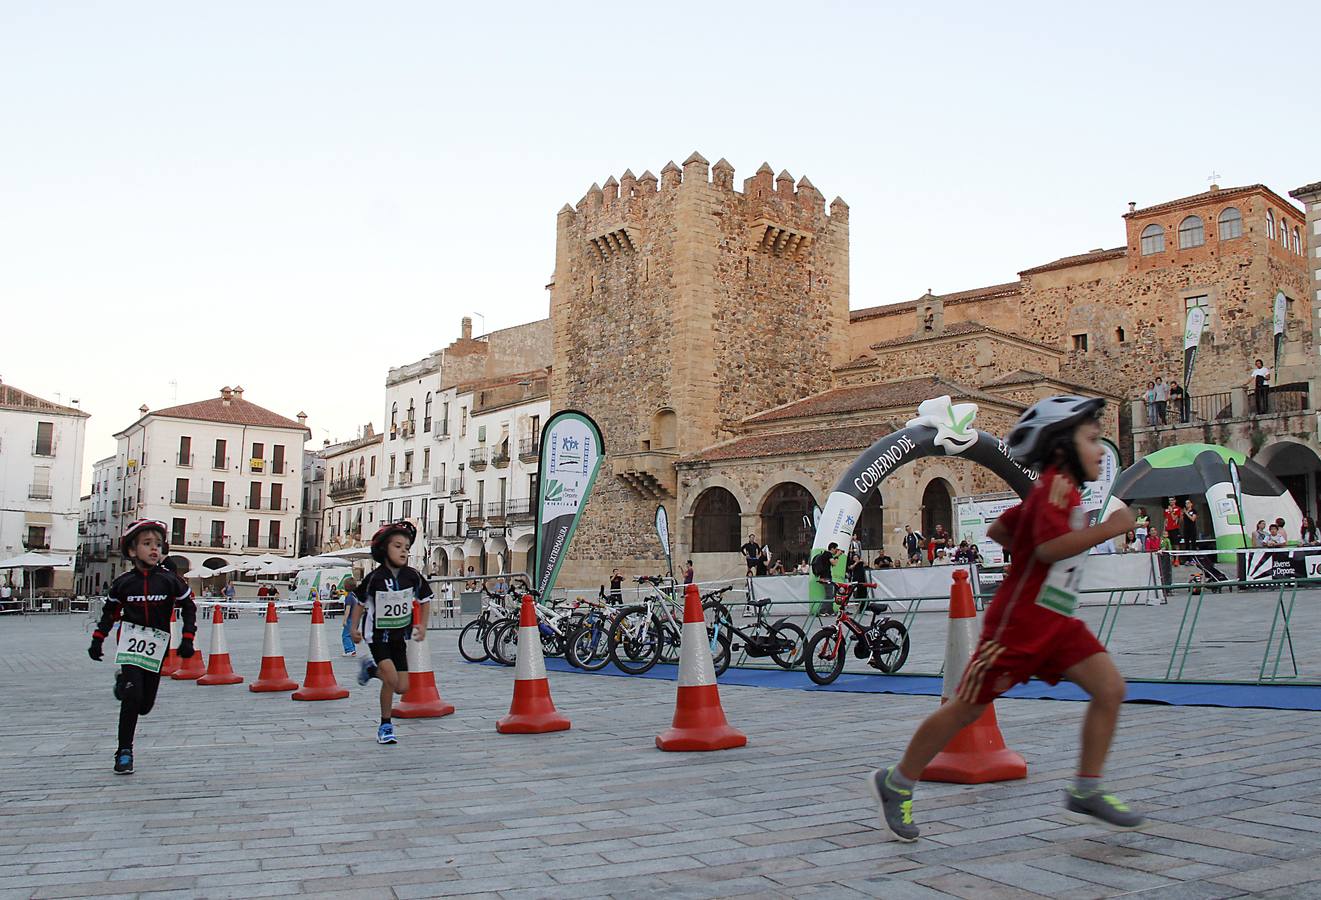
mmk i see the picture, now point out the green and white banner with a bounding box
[654,504,673,579]
[533,410,605,599]
[1183,304,1206,395]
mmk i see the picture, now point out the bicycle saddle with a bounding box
[866,601,889,614]
[747,598,772,608]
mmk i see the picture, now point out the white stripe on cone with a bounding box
[262,621,282,657]
[170,611,181,649]
[208,614,228,656]
[307,613,330,662]
[678,619,716,687]
[515,623,547,680]
[940,615,979,702]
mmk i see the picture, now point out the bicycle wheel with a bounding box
[870,621,911,674]
[567,616,611,671]
[769,621,807,670]
[805,626,846,686]
[458,618,489,663]
[711,629,732,677]
[492,619,519,667]
[608,607,661,675]
[483,616,510,662]
[658,621,683,664]
[540,626,565,659]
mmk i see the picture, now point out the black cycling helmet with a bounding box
[370,520,417,563]
[1006,395,1105,468]
[121,518,169,559]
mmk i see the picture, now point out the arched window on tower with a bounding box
[1140,224,1164,255]
[1178,215,1204,249]
[1266,209,1276,240]
[1293,226,1302,254]
[424,392,433,432]
[652,409,677,450]
[391,402,398,432]
[1217,207,1243,241]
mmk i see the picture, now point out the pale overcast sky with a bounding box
[2,1,1317,489]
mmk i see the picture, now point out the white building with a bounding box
[0,380,89,592]
[322,427,383,553]
[110,386,310,576]
[82,454,119,592]
[299,451,326,556]
[380,354,444,570]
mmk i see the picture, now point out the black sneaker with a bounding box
[1065,788,1144,829]
[113,749,134,775]
[868,768,919,842]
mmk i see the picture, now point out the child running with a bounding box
[870,395,1142,840]
[350,520,431,744]
[88,519,198,774]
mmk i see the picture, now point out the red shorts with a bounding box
[955,617,1105,705]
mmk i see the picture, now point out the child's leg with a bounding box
[1063,652,1126,777]
[376,660,398,718]
[896,698,986,780]
[115,666,156,749]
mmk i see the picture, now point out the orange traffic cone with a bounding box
[197,603,244,685]
[292,600,349,701]
[250,601,298,692]
[922,569,1027,783]
[160,608,181,676]
[171,607,207,681]
[393,601,455,718]
[496,595,569,734]
[656,583,747,752]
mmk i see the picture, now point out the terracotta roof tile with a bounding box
[684,423,894,463]
[1125,184,1268,218]
[1018,247,1127,276]
[866,321,1056,353]
[1290,181,1321,199]
[138,395,309,433]
[0,382,89,417]
[745,375,1010,424]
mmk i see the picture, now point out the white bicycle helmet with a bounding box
[1005,395,1105,466]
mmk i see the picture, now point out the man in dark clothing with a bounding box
[741,534,762,577]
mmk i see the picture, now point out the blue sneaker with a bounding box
[357,657,377,686]
[113,749,133,775]
[376,723,397,745]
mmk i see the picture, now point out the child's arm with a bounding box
[349,601,364,641]
[1036,507,1135,564]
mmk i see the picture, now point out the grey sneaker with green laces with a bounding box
[1065,788,1145,830]
[868,768,919,842]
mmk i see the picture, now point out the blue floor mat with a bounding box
[530,657,1321,711]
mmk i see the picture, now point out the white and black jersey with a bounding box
[354,565,433,643]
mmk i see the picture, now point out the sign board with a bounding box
[955,492,1019,566]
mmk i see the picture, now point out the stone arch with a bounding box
[751,470,821,515]
[920,477,955,545]
[1256,438,1321,520]
[759,482,819,566]
[433,549,448,577]
[511,532,535,578]
[690,486,742,553]
[856,487,885,556]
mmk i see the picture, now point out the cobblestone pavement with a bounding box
[1,615,1319,898]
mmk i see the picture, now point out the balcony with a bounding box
[28,484,53,500]
[433,421,450,441]
[505,498,534,521]
[78,522,88,535]
[176,453,194,468]
[485,501,507,522]
[212,455,229,471]
[248,498,291,512]
[88,542,109,561]
[611,449,679,500]
[432,476,448,495]
[178,532,231,551]
[465,506,485,526]
[22,539,50,550]
[518,437,540,462]
[32,440,57,458]
[111,501,120,516]
[398,470,415,486]
[170,490,230,509]
[1131,383,1314,458]
[242,536,289,552]
[450,478,465,496]
[491,449,511,468]
[399,420,416,440]
[469,448,488,470]
[442,521,461,538]
[328,475,367,500]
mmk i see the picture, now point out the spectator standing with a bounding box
[1249,359,1271,414]
[740,533,761,577]
[1301,516,1318,545]
[1143,382,1157,427]
[683,560,694,584]
[1163,498,1183,543]
[1153,377,1169,426]
[848,552,869,600]
[1180,499,1199,553]
[902,525,924,565]
[1252,519,1269,547]
[757,542,771,577]
[608,568,624,603]
[341,578,358,656]
[1134,507,1150,546]
[1168,379,1187,424]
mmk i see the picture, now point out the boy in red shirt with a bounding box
[870,396,1141,840]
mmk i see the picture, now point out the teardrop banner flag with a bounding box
[533,410,605,599]
[655,504,673,578]
[1272,291,1286,375]
[1183,304,1206,396]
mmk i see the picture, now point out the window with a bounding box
[407,399,415,424]
[1140,224,1164,255]
[420,497,428,526]
[391,402,398,433]
[212,481,225,507]
[1071,333,1088,352]
[175,477,189,503]
[271,483,282,511]
[1217,207,1243,241]
[1293,226,1302,254]
[214,438,226,469]
[387,502,395,522]
[249,482,262,510]
[402,499,412,519]
[1267,210,1276,240]
[359,456,365,479]
[404,451,413,473]
[247,519,260,547]
[424,393,432,432]
[439,462,446,486]
[1177,215,1204,249]
[210,520,225,546]
[171,518,185,546]
[442,402,450,432]
[423,447,430,476]
[347,459,354,478]
[477,424,486,443]
[272,445,285,475]
[1280,218,1289,247]
[477,480,485,508]
[530,414,540,441]
[250,442,264,472]
[26,525,47,549]
[1115,327,1126,343]
[269,520,281,549]
[389,455,396,475]
[461,406,468,436]
[177,435,191,466]
[370,456,376,476]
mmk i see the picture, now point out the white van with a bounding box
[291,567,353,615]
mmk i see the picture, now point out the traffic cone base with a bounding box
[656,685,747,751]
[656,584,746,752]
[922,704,1027,783]
[496,679,569,733]
[197,604,244,685]
[496,595,568,734]
[393,601,455,718]
[293,600,349,701]
[171,650,206,680]
[160,609,181,676]
[251,602,298,692]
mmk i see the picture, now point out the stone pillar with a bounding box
[1130,398,1148,429]
[1231,387,1248,419]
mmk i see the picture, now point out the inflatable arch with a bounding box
[807,397,1037,604]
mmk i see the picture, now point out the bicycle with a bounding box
[608,576,729,675]
[488,594,593,667]
[458,588,514,663]
[704,587,805,676]
[804,582,911,685]
[565,587,619,671]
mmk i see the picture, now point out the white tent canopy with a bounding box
[319,546,373,561]
[0,551,74,570]
[292,555,344,570]
[239,553,285,571]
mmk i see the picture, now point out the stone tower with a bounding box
[549,152,849,583]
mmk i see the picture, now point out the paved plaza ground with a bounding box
[1,612,1319,899]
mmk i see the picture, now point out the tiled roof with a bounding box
[745,376,1009,424]
[867,321,1056,352]
[1018,247,1126,276]
[0,382,89,417]
[135,395,309,433]
[850,281,1022,322]
[1125,184,1268,218]
[1290,181,1321,199]
[321,431,383,457]
[980,368,1122,399]
[683,423,895,463]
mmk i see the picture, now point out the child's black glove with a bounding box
[88,637,104,661]
[177,637,195,659]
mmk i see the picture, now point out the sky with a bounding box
[3,1,1318,490]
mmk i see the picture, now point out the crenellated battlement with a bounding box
[557,151,847,231]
